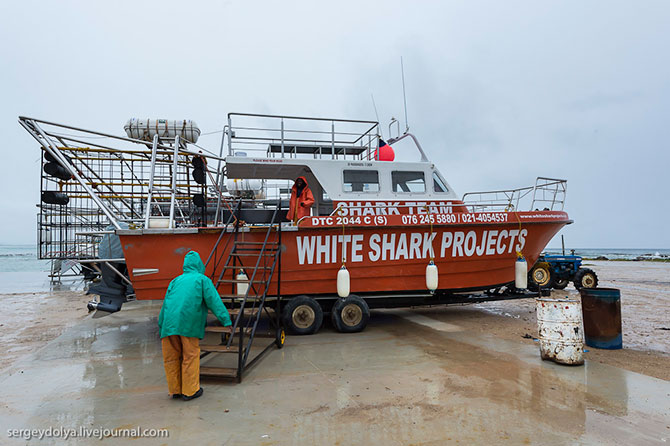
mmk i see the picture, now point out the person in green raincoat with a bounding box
[159,250,232,401]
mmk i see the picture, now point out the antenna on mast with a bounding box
[371,93,384,139]
[401,56,409,133]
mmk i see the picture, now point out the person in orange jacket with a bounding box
[287,176,315,224]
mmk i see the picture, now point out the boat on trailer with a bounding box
[21,113,570,337]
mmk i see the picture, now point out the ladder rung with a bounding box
[218,279,267,284]
[200,366,238,378]
[213,331,277,341]
[235,241,279,246]
[216,296,268,303]
[217,295,279,303]
[234,248,279,252]
[230,253,276,257]
[200,344,241,353]
[221,266,273,270]
[207,307,260,316]
[216,295,253,301]
[227,308,260,316]
[205,325,253,334]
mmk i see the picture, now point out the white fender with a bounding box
[337,266,350,298]
[426,261,439,291]
[236,269,249,296]
[515,257,527,289]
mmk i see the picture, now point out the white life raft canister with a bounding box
[124,118,201,143]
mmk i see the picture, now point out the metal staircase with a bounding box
[200,201,284,383]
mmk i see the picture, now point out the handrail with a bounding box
[204,199,242,269]
[235,201,282,365]
[228,112,377,125]
[462,177,567,212]
[225,113,380,160]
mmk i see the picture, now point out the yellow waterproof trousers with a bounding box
[161,335,200,397]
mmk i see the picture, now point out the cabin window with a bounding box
[343,170,379,193]
[433,172,449,193]
[392,171,426,193]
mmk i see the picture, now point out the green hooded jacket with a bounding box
[158,251,232,339]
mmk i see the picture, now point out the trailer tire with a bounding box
[574,268,598,289]
[528,262,553,291]
[275,327,286,349]
[282,295,323,335]
[331,295,370,333]
[552,277,569,290]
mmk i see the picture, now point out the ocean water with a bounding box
[0,244,49,273]
[0,245,80,294]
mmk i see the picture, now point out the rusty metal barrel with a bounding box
[579,287,622,350]
[536,298,584,365]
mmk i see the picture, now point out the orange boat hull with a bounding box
[119,211,570,300]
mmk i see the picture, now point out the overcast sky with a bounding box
[1,0,668,249]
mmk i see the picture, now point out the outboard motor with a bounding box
[86,224,133,314]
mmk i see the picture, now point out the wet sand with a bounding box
[0,261,669,444]
[471,260,670,380]
[0,298,668,445]
[1,261,668,379]
[0,290,90,374]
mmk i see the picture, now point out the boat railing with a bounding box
[224,113,381,161]
[462,177,567,212]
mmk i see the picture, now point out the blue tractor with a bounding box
[528,252,599,291]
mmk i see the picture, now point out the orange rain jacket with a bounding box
[287,176,315,224]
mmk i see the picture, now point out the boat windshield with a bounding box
[433,172,449,193]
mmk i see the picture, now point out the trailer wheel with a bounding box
[552,278,569,290]
[331,295,370,333]
[282,295,323,335]
[574,268,598,289]
[275,326,286,349]
[528,262,553,290]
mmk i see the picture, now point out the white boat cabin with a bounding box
[226,156,459,216]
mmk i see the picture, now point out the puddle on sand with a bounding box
[287,311,639,445]
[382,313,633,439]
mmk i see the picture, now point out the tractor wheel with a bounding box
[331,295,370,333]
[281,295,323,335]
[528,262,553,291]
[552,277,570,290]
[574,268,598,289]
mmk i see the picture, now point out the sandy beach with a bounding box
[1,259,669,445]
[0,290,90,373]
[1,260,668,379]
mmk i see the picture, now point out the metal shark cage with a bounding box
[19,116,221,273]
